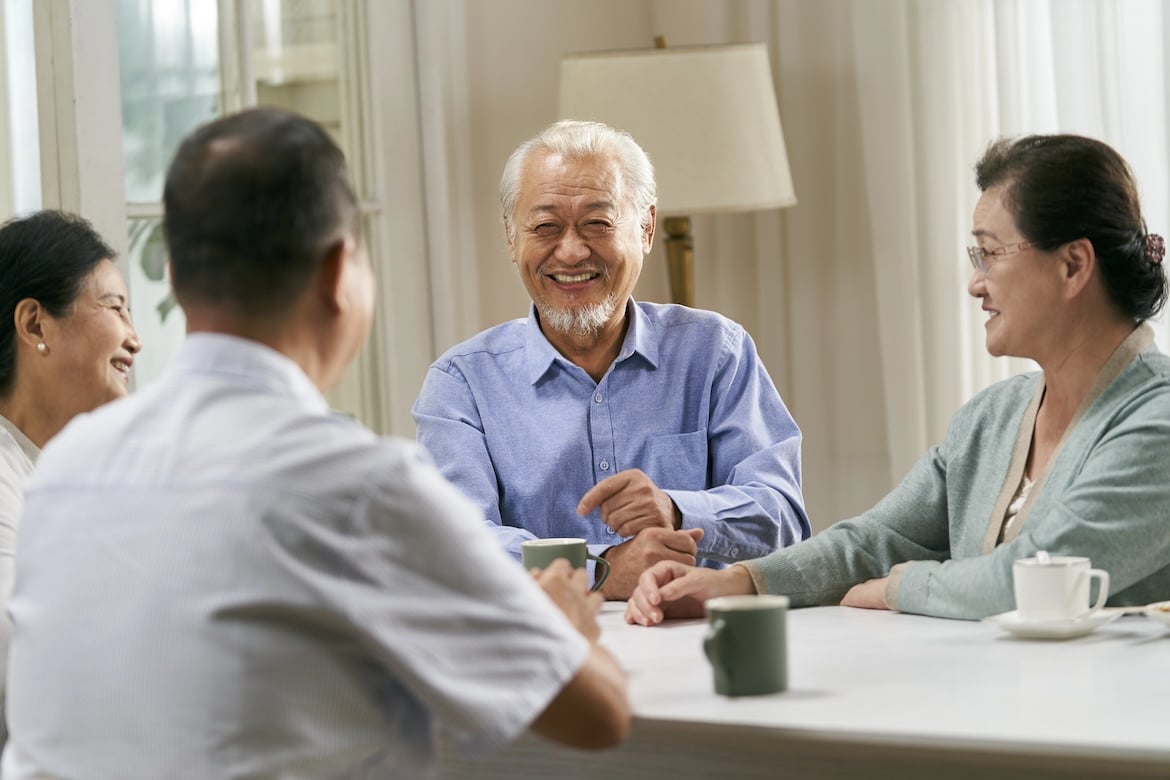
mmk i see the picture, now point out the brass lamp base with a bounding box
[663,216,694,307]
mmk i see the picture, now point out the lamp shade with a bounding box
[559,43,796,216]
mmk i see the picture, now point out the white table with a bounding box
[439,604,1170,779]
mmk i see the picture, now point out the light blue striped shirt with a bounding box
[413,301,809,566]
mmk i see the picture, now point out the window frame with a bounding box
[33,0,395,431]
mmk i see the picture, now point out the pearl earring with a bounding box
[36,342,46,353]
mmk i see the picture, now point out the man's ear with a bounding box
[13,298,48,348]
[642,205,656,254]
[316,238,352,313]
[505,223,518,265]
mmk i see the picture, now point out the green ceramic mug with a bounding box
[520,537,610,593]
[704,594,789,696]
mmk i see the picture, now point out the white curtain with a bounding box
[853,0,1169,480]
[361,0,485,434]
[412,0,482,353]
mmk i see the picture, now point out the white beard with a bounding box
[537,294,619,338]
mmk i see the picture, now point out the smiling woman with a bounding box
[0,209,140,742]
[626,134,1170,626]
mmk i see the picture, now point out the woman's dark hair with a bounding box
[974,134,1167,321]
[0,210,115,397]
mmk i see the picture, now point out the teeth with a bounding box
[551,272,597,284]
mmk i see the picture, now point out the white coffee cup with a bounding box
[1012,555,1109,622]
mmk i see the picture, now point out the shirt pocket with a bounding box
[642,429,708,490]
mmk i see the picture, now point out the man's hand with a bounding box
[578,469,680,537]
[840,577,890,611]
[598,527,704,600]
[534,559,604,642]
[625,561,757,626]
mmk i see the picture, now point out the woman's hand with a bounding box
[625,561,756,626]
[840,577,891,610]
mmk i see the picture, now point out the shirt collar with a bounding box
[0,413,40,465]
[523,299,659,385]
[173,333,331,414]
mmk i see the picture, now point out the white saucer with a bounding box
[1144,602,1170,628]
[983,609,1120,640]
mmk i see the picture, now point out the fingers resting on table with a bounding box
[624,560,755,626]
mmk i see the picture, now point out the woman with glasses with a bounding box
[0,210,142,740]
[626,134,1170,624]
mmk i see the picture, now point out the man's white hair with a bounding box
[499,120,657,241]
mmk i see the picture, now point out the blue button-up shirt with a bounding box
[413,301,809,566]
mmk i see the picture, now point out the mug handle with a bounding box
[1083,568,1110,614]
[703,618,732,691]
[586,552,611,593]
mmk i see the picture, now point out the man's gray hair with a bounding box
[499,120,657,239]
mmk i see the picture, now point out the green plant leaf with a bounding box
[139,222,168,282]
[156,290,178,322]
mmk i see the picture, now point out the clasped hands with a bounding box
[576,468,704,600]
[565,467,893,619]
[623,565,891,626]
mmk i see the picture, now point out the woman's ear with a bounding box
[1062,237,1096,298]
[13,298,48,349]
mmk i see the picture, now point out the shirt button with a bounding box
[599,460,610,471]
[594,393,603,403]
[607,527,617,535]
[730,546,740,557]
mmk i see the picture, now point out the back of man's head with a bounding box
[163,108,360,318]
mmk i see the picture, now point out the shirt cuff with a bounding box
[663,489,733,559]
[735,561,767,595]
[885,562,911,612]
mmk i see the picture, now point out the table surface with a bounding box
[440,604,1170,779]
[598,602,1170,763]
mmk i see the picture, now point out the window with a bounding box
[116,0,385,428]
[0,0,41,217]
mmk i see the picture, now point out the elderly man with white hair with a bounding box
[414,120,810,599]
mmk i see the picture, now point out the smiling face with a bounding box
[968,185,1063,359]
[507,150,654,340]
[45,259,142,413]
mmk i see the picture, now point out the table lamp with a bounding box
[559,40,797,307]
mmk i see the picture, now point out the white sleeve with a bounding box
[0,452,29,704]
[276,441,590,754]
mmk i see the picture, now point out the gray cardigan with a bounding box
[743,325,1170,620]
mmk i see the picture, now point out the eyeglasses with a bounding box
[967,241,1034,274]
